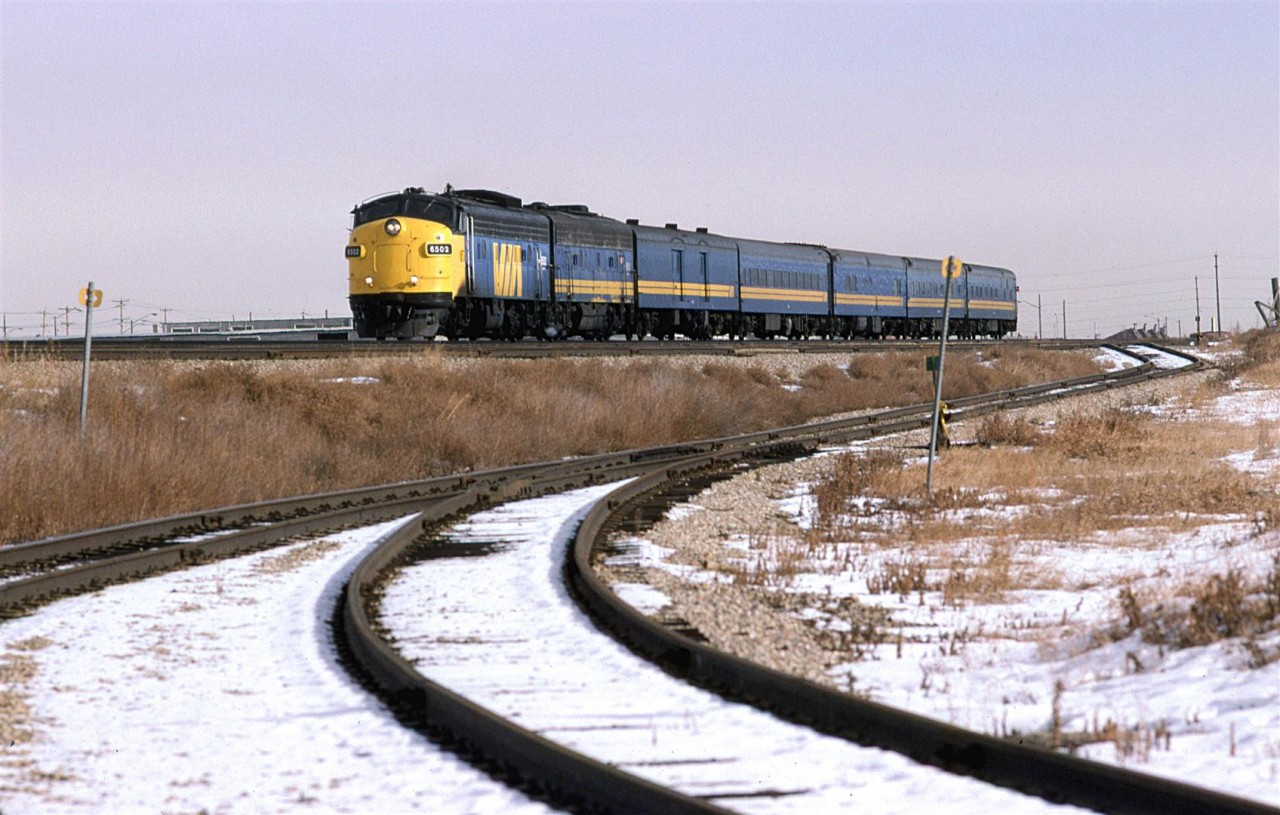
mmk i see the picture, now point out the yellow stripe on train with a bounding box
[557,279,631,296]
[740,286,827,303]
[835,294,902,308]
[637,281,736,298]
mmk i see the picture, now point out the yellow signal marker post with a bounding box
[926,257,961,497]
[78,282,101,434]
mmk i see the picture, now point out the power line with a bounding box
[1030,256,1207,280]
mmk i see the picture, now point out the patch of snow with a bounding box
[612,582,673,614]
[0,518,554,814]
[1095,349,1142,371]
[321,376,380,385]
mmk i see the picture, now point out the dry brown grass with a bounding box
[975,413,1042,447]
[806,370,1280,627]
[816,403,1270,544]
[0,348,1102,545]
[1223,329,1280,386]
[1116,554,1280,657]
[1047,409,1150,459]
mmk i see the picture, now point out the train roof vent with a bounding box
[665,223,679,230]
[549,204,595,215]
[696,227,708,233]
[453,189,522,208]
[626,218,639,225]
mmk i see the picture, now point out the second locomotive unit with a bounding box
[345,186,1017,341]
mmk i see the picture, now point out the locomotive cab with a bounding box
[346,189,466,338]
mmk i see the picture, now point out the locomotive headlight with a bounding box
[384,218,402,236]
[365,276,374,287]
[409,275,420,285]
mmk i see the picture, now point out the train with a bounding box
[345,186,1017,341]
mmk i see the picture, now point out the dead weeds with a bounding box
[1114,553,1280,656]
[0,348,1102,545]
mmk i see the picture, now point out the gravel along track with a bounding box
[379,482,1087,814]
[0,519,555,814]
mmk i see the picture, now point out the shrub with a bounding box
[975,413,1042,447]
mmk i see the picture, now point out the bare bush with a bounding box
[1114,557,1280,653]
[1049,409,1150,459]
[975,413,1042,447]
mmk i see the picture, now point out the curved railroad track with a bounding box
[5,334,1131,362]
[337,344,1271,814]
[4,344,1261,814]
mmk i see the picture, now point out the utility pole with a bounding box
[113,298,129,334]
[41,309,48,337]
[1214,254,1222,333]
[1061,300,1067,339]
[1037,293,1043,339]
[1195,276,1202,336]
[160,307,171,332]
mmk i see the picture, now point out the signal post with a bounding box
[79,282,102,434]
[926,257,961,497]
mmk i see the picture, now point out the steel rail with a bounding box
[339,493,738,815]
[339,344,1216,815]
[0,344,1168,579]
[4,335,1141,362]
[0,439,740,580]
[565,350,1268,815]
[0,441,727,613]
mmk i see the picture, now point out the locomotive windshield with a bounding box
[352,196,457,229]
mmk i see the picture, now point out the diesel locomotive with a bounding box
[345,186,1017,341]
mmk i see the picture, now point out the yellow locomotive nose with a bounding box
[347,200,466,339]
[347,218,461,296]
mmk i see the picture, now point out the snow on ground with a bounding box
[617,357,1280,807]
[1095,348,1143,371]
[0,519,554,814]
[380,483,1087,814]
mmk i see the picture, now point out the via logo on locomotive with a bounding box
[345,186,1017,342]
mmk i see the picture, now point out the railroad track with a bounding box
[338,344,1271,814]
[0,342,1167,602]
[5,344,1261,814]
[5,334,1128,362]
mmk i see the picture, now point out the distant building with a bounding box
[161,317,353,335]
[1106,325,1169,342]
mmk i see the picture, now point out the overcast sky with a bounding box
[2,1,1276,338]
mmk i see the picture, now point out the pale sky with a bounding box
[2,1,1276,338]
